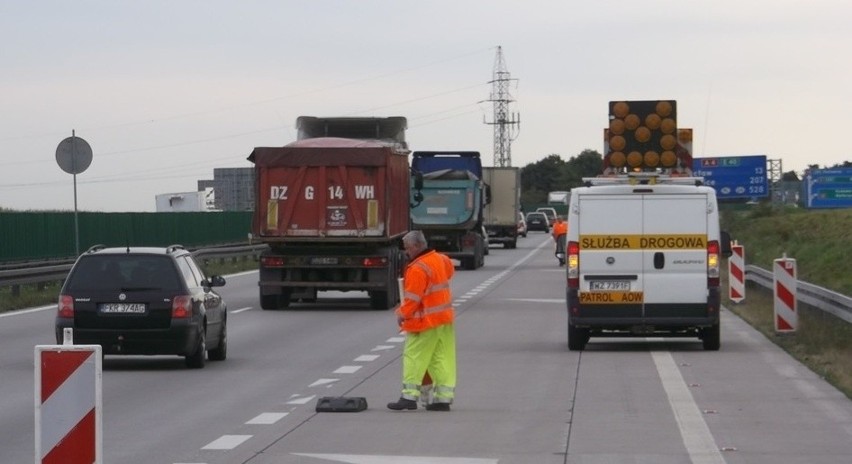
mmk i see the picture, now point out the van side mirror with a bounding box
[720,231,732,258]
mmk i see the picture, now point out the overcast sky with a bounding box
[1,0,850,212]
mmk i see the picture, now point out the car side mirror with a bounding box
[205,275,226,287]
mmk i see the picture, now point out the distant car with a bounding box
[55,244,228,368]
[525,212,550,232]
[535,207,558,224]
[517,212,528,238]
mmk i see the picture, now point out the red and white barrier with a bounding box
[34,336,102,464]
[773,255,798,333]
[728,242,745,303]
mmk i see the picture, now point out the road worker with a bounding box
[387,230,456,411]
[552,215,568,266]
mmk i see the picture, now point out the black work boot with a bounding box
[425,402,451,411]
[387,397,417,410]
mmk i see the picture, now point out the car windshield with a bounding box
[65,255,181,291]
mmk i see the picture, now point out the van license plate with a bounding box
[590,281,630,291]
[310,257,339,265]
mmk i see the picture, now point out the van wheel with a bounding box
[701,323,720,351]
[568,322,589,351]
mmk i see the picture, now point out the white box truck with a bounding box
[482,167,520,249]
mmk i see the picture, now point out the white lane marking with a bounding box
[231,307,252,314]
[334,365,362,374]
[292,454,497,464]
[201,435,252,450]
[246,412,288,425]
[372,345,395,351]
[309,378,339,388]
[286,395,316,405]
[355,354,379,362]
[386,336,405,343]
[651,349,726,464]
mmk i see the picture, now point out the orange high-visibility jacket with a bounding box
[552,220,568,238]
[396,249,455,333]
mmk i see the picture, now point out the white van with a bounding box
[565,173,731,351]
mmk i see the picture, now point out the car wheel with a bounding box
[185,328,207,368]
[208,322,227,361]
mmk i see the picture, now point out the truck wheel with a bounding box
[260,291,290,310]
[568,322,589,351]
[701,323,721,351]
[369,291,391,310]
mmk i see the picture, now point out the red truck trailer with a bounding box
[248,117,417,310]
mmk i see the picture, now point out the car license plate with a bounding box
[99,303,146,314]
[590,281,630,291]
[309,257,338,265]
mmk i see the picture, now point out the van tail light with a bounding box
[171,295,192,319]
[57,295,74,318]
[707,240,720,287]
[567,241,580,288]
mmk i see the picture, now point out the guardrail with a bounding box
[3,250,851,325]
[744,265,852,324]
[0,244,268,297]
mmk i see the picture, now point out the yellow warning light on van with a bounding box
[605,100,677,173]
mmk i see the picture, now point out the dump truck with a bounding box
[482,166,521,249]
[248,116,421,310]
[409,151,488,270]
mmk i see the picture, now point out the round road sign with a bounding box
[56,136,93,174]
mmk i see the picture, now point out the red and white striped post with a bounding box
[728,242,745,303]
[34,329,102,464]
[773,254,798,333]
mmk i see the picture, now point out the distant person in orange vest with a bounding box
[387,230,456,411]
[552,216,568,266]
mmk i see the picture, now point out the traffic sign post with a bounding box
[773,256,798,333]
[34,333,102,464]
[728,242,745,303]
[693,155,768,200]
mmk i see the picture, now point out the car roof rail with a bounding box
[166,244,186,254]
[85,244,106,254]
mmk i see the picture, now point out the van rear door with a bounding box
[577,192,708,319]
[641,194,708,319]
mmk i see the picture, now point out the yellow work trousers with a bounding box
[401,324,456,404]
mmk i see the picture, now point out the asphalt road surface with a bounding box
[1,234,851,463]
